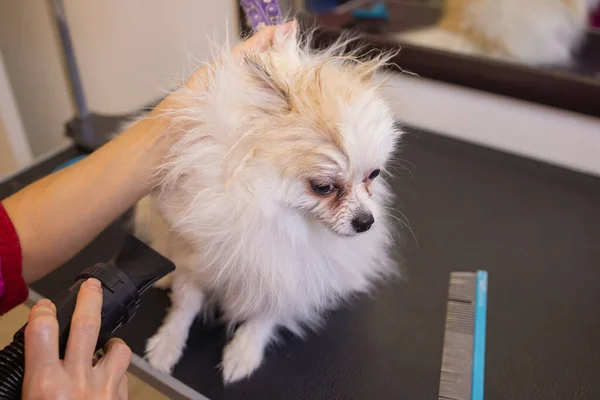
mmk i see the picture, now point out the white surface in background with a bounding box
[0,50,33,175]
[382,74,600,177]
[0,1,238,158]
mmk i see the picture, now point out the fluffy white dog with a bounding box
[397,0,598,65]
[135,25,401,383]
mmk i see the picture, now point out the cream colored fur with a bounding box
[397,0,595,65]
[135,26,401,383]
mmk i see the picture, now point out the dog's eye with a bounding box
[368,169,381,180]
[310,181,336,196]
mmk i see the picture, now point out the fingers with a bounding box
[24,299,59,371]
[64,278,103,371]
[96,338,132,386]
[117,374,129,400]
[239,25,277,54]
[232,20,297,57]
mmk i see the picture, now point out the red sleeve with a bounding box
[0,202,28,314]
[593,7,600,28]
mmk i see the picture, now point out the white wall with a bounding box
[0,117,18,177]
[0,1,72,158]
[0,0,238,158]
[0,49,33,176]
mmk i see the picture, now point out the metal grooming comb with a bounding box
[439,271,488,400]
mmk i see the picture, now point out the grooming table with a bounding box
[2,124,600,400]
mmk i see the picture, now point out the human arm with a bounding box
[0,23,293,285]
[1,112,169,284]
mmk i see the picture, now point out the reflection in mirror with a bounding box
[307,1,599,114]
[389,0,600,78]
[307,1,600,79]
[396,0,599,67]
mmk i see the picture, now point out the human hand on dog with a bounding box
[22,279,132,400]
[0,22,299,287]
[149,20,297,157]
[229,20,297,59]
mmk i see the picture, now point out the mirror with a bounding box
[308,0,600,80]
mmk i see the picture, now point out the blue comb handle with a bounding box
[53,155,87,172]
[352,2,389,20]
[472,270,488,400]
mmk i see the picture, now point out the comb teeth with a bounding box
[439,272,477,400]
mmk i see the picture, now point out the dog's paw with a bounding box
[221,338,264,384]
[145,330,183,373]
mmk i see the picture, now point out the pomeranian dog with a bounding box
[134,25,401,383]
[397,0,598,65]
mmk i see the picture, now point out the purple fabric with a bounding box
[0,257,4,298]
[240,0,284,31]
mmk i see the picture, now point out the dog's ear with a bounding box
[241,22,299,110]
[243,53,292,109]
[273,22,299,56]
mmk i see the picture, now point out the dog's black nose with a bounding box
[352,213,375,233]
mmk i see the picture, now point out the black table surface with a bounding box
[2,129,600,400]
